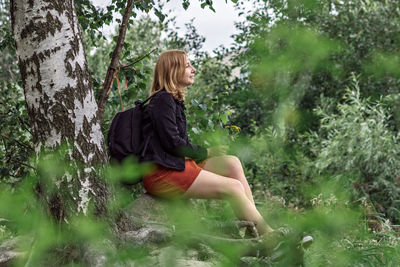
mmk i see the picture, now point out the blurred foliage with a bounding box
[237,126,311,208]
[1,0,400,265]
[0,1,33,184]
[0,82,33,184]
[0,0,17,82]
[306,75,400,224]
[1,150,398,265]
[232,0,400,132]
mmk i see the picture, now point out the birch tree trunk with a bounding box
[10,0,108,219]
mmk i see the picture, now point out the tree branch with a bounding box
[8,157,35,170]
[0,101,33,135]
[97,0,135,124]
[0,132,34,152]
[1,134,8,156]
[1,134,34,169]
[120,48,157,69]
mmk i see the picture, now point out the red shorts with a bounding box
[143,159,206,199]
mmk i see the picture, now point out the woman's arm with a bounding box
[151,93,207,160]
[207,146,228,157]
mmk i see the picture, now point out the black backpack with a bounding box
[107,95,153,163]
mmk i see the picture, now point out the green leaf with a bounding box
[182,1,190,10]
[191,127,200,134]
[220,113,228,124]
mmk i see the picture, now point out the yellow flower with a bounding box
[232,125,241,132]
[225,125,241,132]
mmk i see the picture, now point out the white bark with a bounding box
[11,0,108,217]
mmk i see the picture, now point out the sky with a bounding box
[92,0,252,54]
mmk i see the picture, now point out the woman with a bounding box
[140,49,274,237]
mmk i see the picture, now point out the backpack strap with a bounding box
[107,112,122,156]
[142,95,154,105]
[135,94,154,107]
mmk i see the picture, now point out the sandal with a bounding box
[275,226,314,248]
[258,227,314,256]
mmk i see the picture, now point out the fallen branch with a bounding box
[193,232,260,244]
[200,219,260,238]
[187,232,264,258]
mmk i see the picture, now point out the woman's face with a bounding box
[180,56,196,87]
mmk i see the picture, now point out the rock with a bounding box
[175,259,216,267]
[124,193,170,229]
[0,237,24,265]
[120,194,271,265]
[0,250,23,266]
[83,239,116,267]
[121,193,174,247]
[149,246,217,267]
[0,237,19,251]
[123,226,172,245]
[195,243,219,261]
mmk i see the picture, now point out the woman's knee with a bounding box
[224,155,244,177]
[220,179,246,198]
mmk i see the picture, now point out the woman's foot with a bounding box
[300,235,313,249]
[258,230,287,255]
[274,226,314,248]
[258,227,314,258]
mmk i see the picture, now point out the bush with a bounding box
[238,126,311,208]
[306,76,400,224]
[0,82,33,184]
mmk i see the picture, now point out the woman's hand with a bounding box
[207,146,228,158]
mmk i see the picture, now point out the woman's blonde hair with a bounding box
[150,50,187,101]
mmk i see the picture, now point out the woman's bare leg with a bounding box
[184,169,273,235]
[202,155,255,204]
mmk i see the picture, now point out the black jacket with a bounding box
[140,90,208,170]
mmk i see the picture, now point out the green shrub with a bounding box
[231,125,310,209]
[0,82,33,184]
[306,75,400,224]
